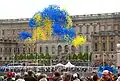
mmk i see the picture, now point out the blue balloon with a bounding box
[98,71,102,78]
[28,18,36,28]
[98,65,118,74]
[19,31,32,40]
[41,5,68,26]
[52,23,64,35]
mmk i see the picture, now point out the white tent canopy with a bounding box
[65,62,75,67]
[55,63,65,67]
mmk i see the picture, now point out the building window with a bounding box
[23,48,25,54]
[95,55,97,58]
[0,57,2,60]
[110,42,114,51]
[71,45,76,54]
[86,46,89,53]
[102,42,106,51]
[111,55,114,59]
[86,35,89,41]
[86,26,89,33]
[34,48,36,52]
[9,48,11,53]
[28,48,30,53]
[4,57,7,60]
[40,46,42,53]
[58,45,62,54]
[52,46,55,54]
[79,26,82,33]
[94,43,98,51]
[46,46,48,54]
[2,30,4,35]
[93,25,96,32]
[13,29,15,35]
[17,48,20,54]
[0,48,2,53]
[64,45,69,53]
[79,46,82,53]
[14,48,16,53]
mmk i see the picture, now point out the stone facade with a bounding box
[0,12,120,66]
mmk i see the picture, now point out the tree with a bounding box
[77,53,83,60]
[19,54,24,60]
[38,53,45,60]
[14,54,18,61]
[44,53,51,59]
[72,54,77,60]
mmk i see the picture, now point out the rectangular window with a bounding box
[28,48,30,53]
[93,25,96,32]
[13,29,15,35]
[0,48,2,53]
[40,47,42,53]
[52,46,55,54]
[14,48,16,53]
[102,42,106,51]
[2,30,4,35]
[79,26,82,33]
[110,42,114,51]
[86,26,89,33]
[17,48,20,54]
[46,46,48,53]
[86,46,89,53]
[23,48,25,54]
[9,48,11,53]
[94,43,98,51]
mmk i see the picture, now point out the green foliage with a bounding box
[72,54,77,60]
[44,53,51,59]
[77,53,83,60]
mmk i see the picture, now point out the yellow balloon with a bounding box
[24,37,34,44]
[43,18,52,37]
[33,13,42,23]
[72,35,86,47]
[32,27,48,41]
[66,16,73,28]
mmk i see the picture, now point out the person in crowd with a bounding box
[92,73,100,81]
[71,73,80,81]
[52,72,61,81]
[101,70,112,81]
[38,74,48,81]
[24,70,37,81]
[3,72,15,81]
[62,72,72,81]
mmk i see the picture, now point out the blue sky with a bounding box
[0,0,120,19]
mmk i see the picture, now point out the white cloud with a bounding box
[0,0,119,19]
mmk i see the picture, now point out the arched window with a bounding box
[28,48,30,53]
[52,46,55,54]
[64,45,69,53]
[58,45,62,54]
[71,45,76,54]
[46,46,48,54]
[40,46,42,53]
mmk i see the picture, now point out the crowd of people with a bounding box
[0,69,120,81]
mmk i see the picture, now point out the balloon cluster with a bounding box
[98,65,118,78]
[19,5,86,47]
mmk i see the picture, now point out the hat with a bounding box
[7,72,13,77]
[102,70,109,74]
[73,73,78,78]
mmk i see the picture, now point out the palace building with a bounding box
[0,12,120,65]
